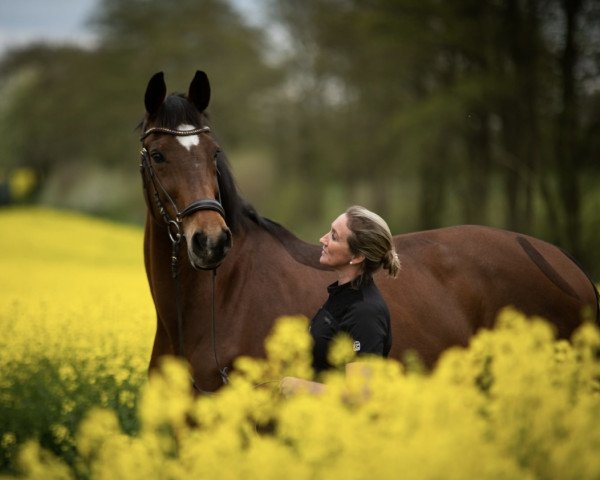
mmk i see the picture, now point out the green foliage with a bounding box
[0,0,279,196]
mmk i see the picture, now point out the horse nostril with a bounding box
[221,228,232,248]
[192,231,209,255]
[213,228,232,259]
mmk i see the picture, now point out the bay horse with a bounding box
[139,71,599,392]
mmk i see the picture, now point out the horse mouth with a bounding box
[188,243,231,270]
[187,241,231,270]
[189,255,227,271]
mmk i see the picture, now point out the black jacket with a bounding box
[310,276,392,373]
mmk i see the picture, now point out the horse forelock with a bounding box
[145,94,207,130]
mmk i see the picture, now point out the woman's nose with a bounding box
[320,234,328,245]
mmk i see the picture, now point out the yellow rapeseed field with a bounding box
[1,207,599,480]
[0,207,154,476]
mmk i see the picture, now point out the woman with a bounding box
[281,205,400,395]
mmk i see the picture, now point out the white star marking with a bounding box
[176,124,200,151]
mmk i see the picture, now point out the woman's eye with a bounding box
[151,151,165,163]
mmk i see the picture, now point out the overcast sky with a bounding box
[0,0,263,60]
[0,0,100,57]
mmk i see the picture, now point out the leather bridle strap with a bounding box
[139,147,226,224]
[179,199,225,219]
[139,125,230,392]
[140,125,211,140]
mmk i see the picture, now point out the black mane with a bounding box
[216,149,256,233]
[218,151,326,269]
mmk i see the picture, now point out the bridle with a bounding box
[139,124,230,391]
[140,126,225,232]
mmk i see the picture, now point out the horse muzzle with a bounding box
[187,227,232,270]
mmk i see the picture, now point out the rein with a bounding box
[140,125,230,392]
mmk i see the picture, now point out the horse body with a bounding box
[140,71,598,392]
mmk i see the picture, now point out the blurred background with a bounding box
[0,0,599,275]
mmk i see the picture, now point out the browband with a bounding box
[140,126,211,140]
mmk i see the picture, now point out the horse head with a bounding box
[140,71,232,270]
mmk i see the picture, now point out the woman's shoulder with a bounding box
[351,294,387,315]
[358,279,387,304]
[344,286,389,323]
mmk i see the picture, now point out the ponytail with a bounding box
[382,249,401,278]
[345,205,401,283]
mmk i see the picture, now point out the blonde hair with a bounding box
[345,205,400,283]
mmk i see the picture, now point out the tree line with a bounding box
[0,0,599,272]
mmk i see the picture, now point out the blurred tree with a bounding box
[497,0,556,236]
[0,0,279,217]
[554,0,583,258]
[92,0,281,148]
[0,46,95,178]
[268,0,511,228]
[267,0,600,271]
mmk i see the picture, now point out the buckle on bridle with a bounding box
[167,219,182,244]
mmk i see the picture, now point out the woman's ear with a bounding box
[350,254,365,265]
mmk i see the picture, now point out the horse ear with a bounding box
[145,72,167,116]
[188,70,211,112]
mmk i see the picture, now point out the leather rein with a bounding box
[139,125,230,391]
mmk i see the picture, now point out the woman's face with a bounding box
[319,213,354,269]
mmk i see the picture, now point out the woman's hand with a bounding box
[280,363,373,397]
[279,376,326,396]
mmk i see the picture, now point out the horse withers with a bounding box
[139,70,599,392]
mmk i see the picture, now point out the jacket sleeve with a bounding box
[341,301,388,356]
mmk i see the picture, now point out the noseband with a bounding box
[139,125,229,391]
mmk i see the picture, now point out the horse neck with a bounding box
[144,210,326,291]
[144,213,174,263]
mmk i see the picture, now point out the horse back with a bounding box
[376,225,597,367]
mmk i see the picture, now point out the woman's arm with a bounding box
[279,362,372,397]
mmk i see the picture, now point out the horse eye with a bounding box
[213,149,222,163]
[151,151,166,164]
